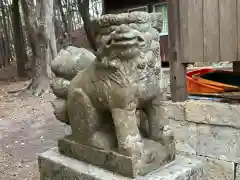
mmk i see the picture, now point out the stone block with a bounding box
[162,69,171,93]
[58,135,175,178]
[178,153,235,180]
[197,124,240,162]
[169,120,197,155]
[38,148,204,180]
[200,157,234,180]
[185,100,240,128]
[169,117,240,163]
[163,100,240,162]
[162,101,185,121]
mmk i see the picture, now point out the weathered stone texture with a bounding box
[162,101,185,121]
[199,157,234,180]
[169,120,240,163]
[164,100,240,163]
[162,69,171,93]
[178,153,235,180]
[197,124,240,163]
[163,100,240,129]
[51,46,95,80]
[38,148,204,180]
[169,120,197,155]
[185,100,240,128]
[58,136,175,178]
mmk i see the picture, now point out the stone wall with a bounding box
[163,100,240,180]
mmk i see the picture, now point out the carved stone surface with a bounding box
[38,148,203,180]
[50,12,175,177]
[51,46,95,80]
[58,135,175,178]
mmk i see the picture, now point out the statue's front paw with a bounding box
[89,131,117,150]
[119,135,144,159]
[151,125,174,145]
[162,125,174,145]
[163,125,174,138]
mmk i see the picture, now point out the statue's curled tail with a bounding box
[50,46,95,124]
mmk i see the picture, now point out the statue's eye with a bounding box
[109,26,117,32]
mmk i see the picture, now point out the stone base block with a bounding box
[58,135,175,178]
[38,148,204,180]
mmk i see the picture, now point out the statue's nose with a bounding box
[116,24,130,33]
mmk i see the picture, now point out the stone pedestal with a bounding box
[38,148,204,180]
[58,135,175,178]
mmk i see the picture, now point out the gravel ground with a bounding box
[0,80,71,180]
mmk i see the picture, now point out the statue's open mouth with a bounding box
[106,34,145,47]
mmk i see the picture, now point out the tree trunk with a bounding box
[12,0,28,78]
[4,0,15,60]
[46,0,58,59]
[77,0,97,51]
[57,0,69,33]
[0,0,11,67]
[54,16,63,38]
[21,0,55,96]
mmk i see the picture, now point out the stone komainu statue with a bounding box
[51,12,175,178]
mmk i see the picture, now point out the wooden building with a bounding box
[104,0,240,102]
[103,0,169,64]
[167,0,240,102]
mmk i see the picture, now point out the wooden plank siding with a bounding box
[178,0,239,63]
[234,0,240,72]
[203,0,220,63]
[219,0,238,63]
[178,0,189,63]
[238,0,240,62]
[187,0,203,63]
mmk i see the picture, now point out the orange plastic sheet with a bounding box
[187,68,240,94]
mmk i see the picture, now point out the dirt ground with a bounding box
[0,66,71,180]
